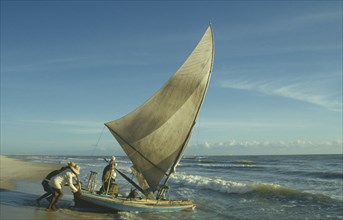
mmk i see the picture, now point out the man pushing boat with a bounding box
[47,162,81,211]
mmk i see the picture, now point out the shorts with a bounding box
[42,180,54,194]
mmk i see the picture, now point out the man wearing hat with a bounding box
[36,163,70,205]
[99,156,117,194]
[47,162,81,211]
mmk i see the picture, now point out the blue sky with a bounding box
[1,1,342,156]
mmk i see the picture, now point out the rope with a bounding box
[91,126,106,156]
[120,173,134,191]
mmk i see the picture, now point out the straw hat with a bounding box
[67,161,76,167]
[68,163,80,175]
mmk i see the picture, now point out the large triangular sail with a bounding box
[105,25,214,193]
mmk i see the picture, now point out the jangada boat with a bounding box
[74,24,214,213]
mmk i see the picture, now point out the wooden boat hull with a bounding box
[74,190,196,213]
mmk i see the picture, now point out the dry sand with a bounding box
[0,155,116,220]
[0,155,61,190]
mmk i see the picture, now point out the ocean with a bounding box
[12,154,343,220]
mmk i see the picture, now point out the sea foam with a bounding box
[171,173,254,194]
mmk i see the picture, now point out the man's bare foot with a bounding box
[46,207,58,212]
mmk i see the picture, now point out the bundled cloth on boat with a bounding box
[108,183,119,197]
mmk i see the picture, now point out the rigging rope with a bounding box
[91,126,106,156]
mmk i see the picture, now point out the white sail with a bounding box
[105,25,214,192]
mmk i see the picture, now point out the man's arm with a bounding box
[67,172,79,193]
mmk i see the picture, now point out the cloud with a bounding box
[15,119,105,134]
[197,119,311,132]
[225,9,342,41]
[288,10,342,27]
[220,76,342,112]
[2,57,91,73]
[2,52,152,74]
[188,139,343,155]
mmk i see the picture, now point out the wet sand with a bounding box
[0,155,115,220]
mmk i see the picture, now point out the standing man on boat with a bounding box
[99,156,117,194]
[47,162,81,211]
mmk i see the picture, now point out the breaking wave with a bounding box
[172,173,255,194]
[232,160,256,165]
[180,162,258,168]
[171,173,338,202]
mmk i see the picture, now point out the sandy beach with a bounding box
[0,155,61,191]
[0,155,116,220]
[0,155,71,219]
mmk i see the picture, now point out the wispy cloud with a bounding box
[197,119,311,131]
[16,119,105,134]
[220,76,342,112]
[225,9,342,40]
[270,10,342,35]
[286,10,342,28]
[27,119,101,126]
[2,52,152,74]
[2,57,91,73]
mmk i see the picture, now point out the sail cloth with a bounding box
[105,25,214,192]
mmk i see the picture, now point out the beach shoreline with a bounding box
[0,155,83,219]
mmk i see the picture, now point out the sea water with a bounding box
[12,154,343,219]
